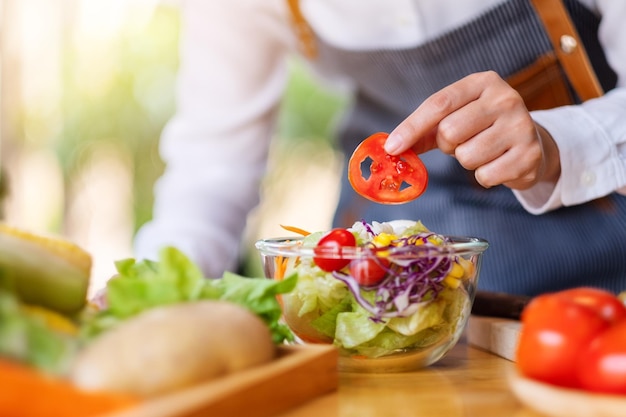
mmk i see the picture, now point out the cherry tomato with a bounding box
[577,320,626,395]
[348,132,428,204]
[313,228,356,272]
[349,257,390,287]
[516,293,611,388]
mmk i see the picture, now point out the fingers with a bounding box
[386,71,552,190]
[459,115,544,189]
[437,98,500,157]
[453,103,541,187]
[386,71,499,155]
[474,134,543,189]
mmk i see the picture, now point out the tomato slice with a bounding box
[348,132,428,204]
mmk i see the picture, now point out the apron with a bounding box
[311,0,626,296]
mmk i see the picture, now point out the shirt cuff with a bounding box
[512,179,564,215]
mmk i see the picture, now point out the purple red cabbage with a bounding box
[333,226,456,321]
[359,219,376,235]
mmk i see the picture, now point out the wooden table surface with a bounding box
[276,340,545,417]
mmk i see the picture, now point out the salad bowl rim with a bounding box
[255,235,489,259]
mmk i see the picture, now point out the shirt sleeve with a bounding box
[513,0,626,214]
[133,0,295,277]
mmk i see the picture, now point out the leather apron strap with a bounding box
[527,0,603,100]
[286,0,317,58]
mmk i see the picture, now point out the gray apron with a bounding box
[313,0,626,296]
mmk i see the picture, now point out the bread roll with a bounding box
[71,300,275,396]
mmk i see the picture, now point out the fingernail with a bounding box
[384,132,403,154]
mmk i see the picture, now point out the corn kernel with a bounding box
[443,275,461,289]
[373,233,397,247]
[457,257,474,278]
[448,262,465,279]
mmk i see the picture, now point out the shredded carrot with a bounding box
[273,255,293,307]
[0,360,139,417]
[275,255,289,280]
[280,224,311,236]
[350,354,369,360]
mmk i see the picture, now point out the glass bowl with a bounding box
[255,220,489,372]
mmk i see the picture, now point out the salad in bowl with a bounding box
[255,220,488,372]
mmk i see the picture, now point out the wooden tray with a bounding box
[103,344,338,417]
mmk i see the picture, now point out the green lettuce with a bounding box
[81,247,297,344]
[0,290,78,375]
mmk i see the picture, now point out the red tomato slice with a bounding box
[348,132,428,204]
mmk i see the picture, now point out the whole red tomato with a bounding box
[577,319,626,395]
[521,287,626,327]
[553,287,626,324]
[313,228,356,272]
[516,290,616,388]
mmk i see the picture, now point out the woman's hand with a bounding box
[384,71,561,190]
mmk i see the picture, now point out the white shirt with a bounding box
[134,0,626,277]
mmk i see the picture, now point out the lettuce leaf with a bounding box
[81,247,297,344]
[202,271,297,343]
[0,290,77,375]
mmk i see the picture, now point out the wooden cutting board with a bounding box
[466,315,522,362]
[102,344,338,417]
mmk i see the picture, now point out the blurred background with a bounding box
[0,0,348,294]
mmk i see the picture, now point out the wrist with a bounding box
[536,123,561,183]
